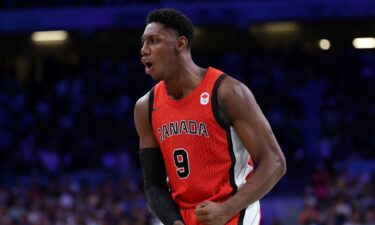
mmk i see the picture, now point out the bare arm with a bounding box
[134,93,158,148]
[196,77,287,224]
[134,93,184,225]
[220,77,287,216]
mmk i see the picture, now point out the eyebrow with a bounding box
[141,34,160,43]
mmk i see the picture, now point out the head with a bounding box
[141,8,195,80]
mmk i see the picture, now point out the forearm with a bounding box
[144,185,183,225]
[222,156,286,218]
[139,148,183,225]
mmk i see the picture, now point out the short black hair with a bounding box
[146,8,194,49]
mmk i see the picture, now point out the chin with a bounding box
[151,77,161,82]
[149,73,161,82]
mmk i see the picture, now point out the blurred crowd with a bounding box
[299,163,375,225]
[0,174,153,225]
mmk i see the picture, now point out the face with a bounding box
[141,22,180,80]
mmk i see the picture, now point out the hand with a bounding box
[173,220,185,225]
[195,201,231,225]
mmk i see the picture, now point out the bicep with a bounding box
[134,93,158,148]
[218,78,283,163]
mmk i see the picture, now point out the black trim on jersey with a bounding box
[148,87,155,129]
[212,73,238,195]
[238,208,246,225]
[226,127,238,194]
[212,73,230,129]
[212,73,237,194]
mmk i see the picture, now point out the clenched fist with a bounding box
[195,201,231,225]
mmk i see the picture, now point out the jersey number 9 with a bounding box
[173,148,190,179]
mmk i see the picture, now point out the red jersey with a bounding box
[149,67,254,209]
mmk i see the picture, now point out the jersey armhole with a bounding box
[212,73,231,129]
[148,87,155,130]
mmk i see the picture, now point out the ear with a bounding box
[176,36,188,52]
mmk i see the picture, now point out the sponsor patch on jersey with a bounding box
[200,92,209,105]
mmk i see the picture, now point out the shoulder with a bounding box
[134,90,153,127]
[134,92,150,114]
[217,75,254,104]
[134,90,159,148]
[216,75,261,123]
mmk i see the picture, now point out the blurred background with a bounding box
[0,0,374,225]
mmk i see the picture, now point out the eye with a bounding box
[150,38,158,44]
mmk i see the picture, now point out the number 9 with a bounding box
[173,148,190,179]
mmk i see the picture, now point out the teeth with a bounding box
[141,57,153,70]
[142,59,151,66]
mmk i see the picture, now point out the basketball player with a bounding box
[134,8,286,225]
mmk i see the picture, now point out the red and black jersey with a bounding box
[149,67,254,209]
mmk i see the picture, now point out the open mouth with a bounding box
[145,61,153,69]
[141,58,153,73]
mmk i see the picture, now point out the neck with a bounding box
[164,58,206,100]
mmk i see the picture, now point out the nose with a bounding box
[141,42,150,56]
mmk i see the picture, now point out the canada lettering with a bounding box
[157,120,209,142]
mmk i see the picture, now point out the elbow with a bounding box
[259,151,287,181]
[277,153,287,178]
[266,150,286,180]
